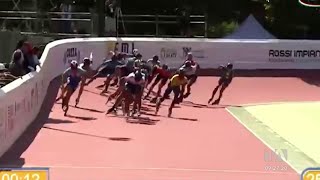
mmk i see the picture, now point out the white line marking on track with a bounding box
[225,108,300,174]
[22,165,297,175]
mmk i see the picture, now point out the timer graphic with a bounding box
[0,168,49,180]
[301,168,320,180]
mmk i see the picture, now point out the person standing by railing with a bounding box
[32,46,41,70]
[9,49,26,77]
[176,5,191,37]
[21,42,37,72]
[60,1,73,33]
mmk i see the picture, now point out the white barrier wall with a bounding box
[1,37,320,157]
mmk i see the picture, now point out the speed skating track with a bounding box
[2,75,320,180]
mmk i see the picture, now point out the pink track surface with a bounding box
[3,76,320,180]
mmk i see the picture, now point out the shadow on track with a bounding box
[43,126,131,141]
[300,76,320,87]
[55,102,104,113]
[65,115,97,121]
[75,106,104,113]
[127,116,160,125]
[170,116,198,121]
[46,118,75,124]
[83,89,109,97]
[182,101,242,109]
[107,113,160,125]
[141,111,198,121]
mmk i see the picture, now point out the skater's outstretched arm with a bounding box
[85,71,100,85]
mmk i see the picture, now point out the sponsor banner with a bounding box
[63,47,81,67]
[182,46,207,59]
[160,48,178,60]
[268,49,320,63]
[3,37,320,157]
[106,41,135,54]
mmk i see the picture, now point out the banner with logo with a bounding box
[63,47,80,67]
[134,39,320,69]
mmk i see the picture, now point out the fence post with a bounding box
[204,12,208,37]
[96,0,105,37]
[155,14,159,36]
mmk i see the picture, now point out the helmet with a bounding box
[117,53,125,60]
[136,53,142,59]
[185,60,192,67]
[111,54,118,61]
[227,63,233,69]
[70,60,78,68]
[83,57,91,65]
[162,64,168,70]
[134,71,143,81]
[133,49,139,54]
[108,51,115,56]
[153,55,159,61]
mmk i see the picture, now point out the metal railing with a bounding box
[0,11,97,36]
[0,11,208,37]
[118,14,207,37]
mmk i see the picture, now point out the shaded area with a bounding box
[74,106,104,113]
[141,111,198,121]
[55,102,105,113]
[46,118,75,124]
[43,127,131,141]
[299,76,320,87]
[83,89,110,97]
[170,117,198,121]
[0,76,61,166]
[65,115,97,121]
[126,116,160,125]
[106,114,160,125]
[182,101,243,109]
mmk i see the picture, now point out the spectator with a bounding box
[15,39,27,50]
[14,40,32,73]
[177,5,191,36]
[60,1,73,33]
[0,63,19,88]
[32,46,41,69]
[9,50,27,77]
[21,42,37,72]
